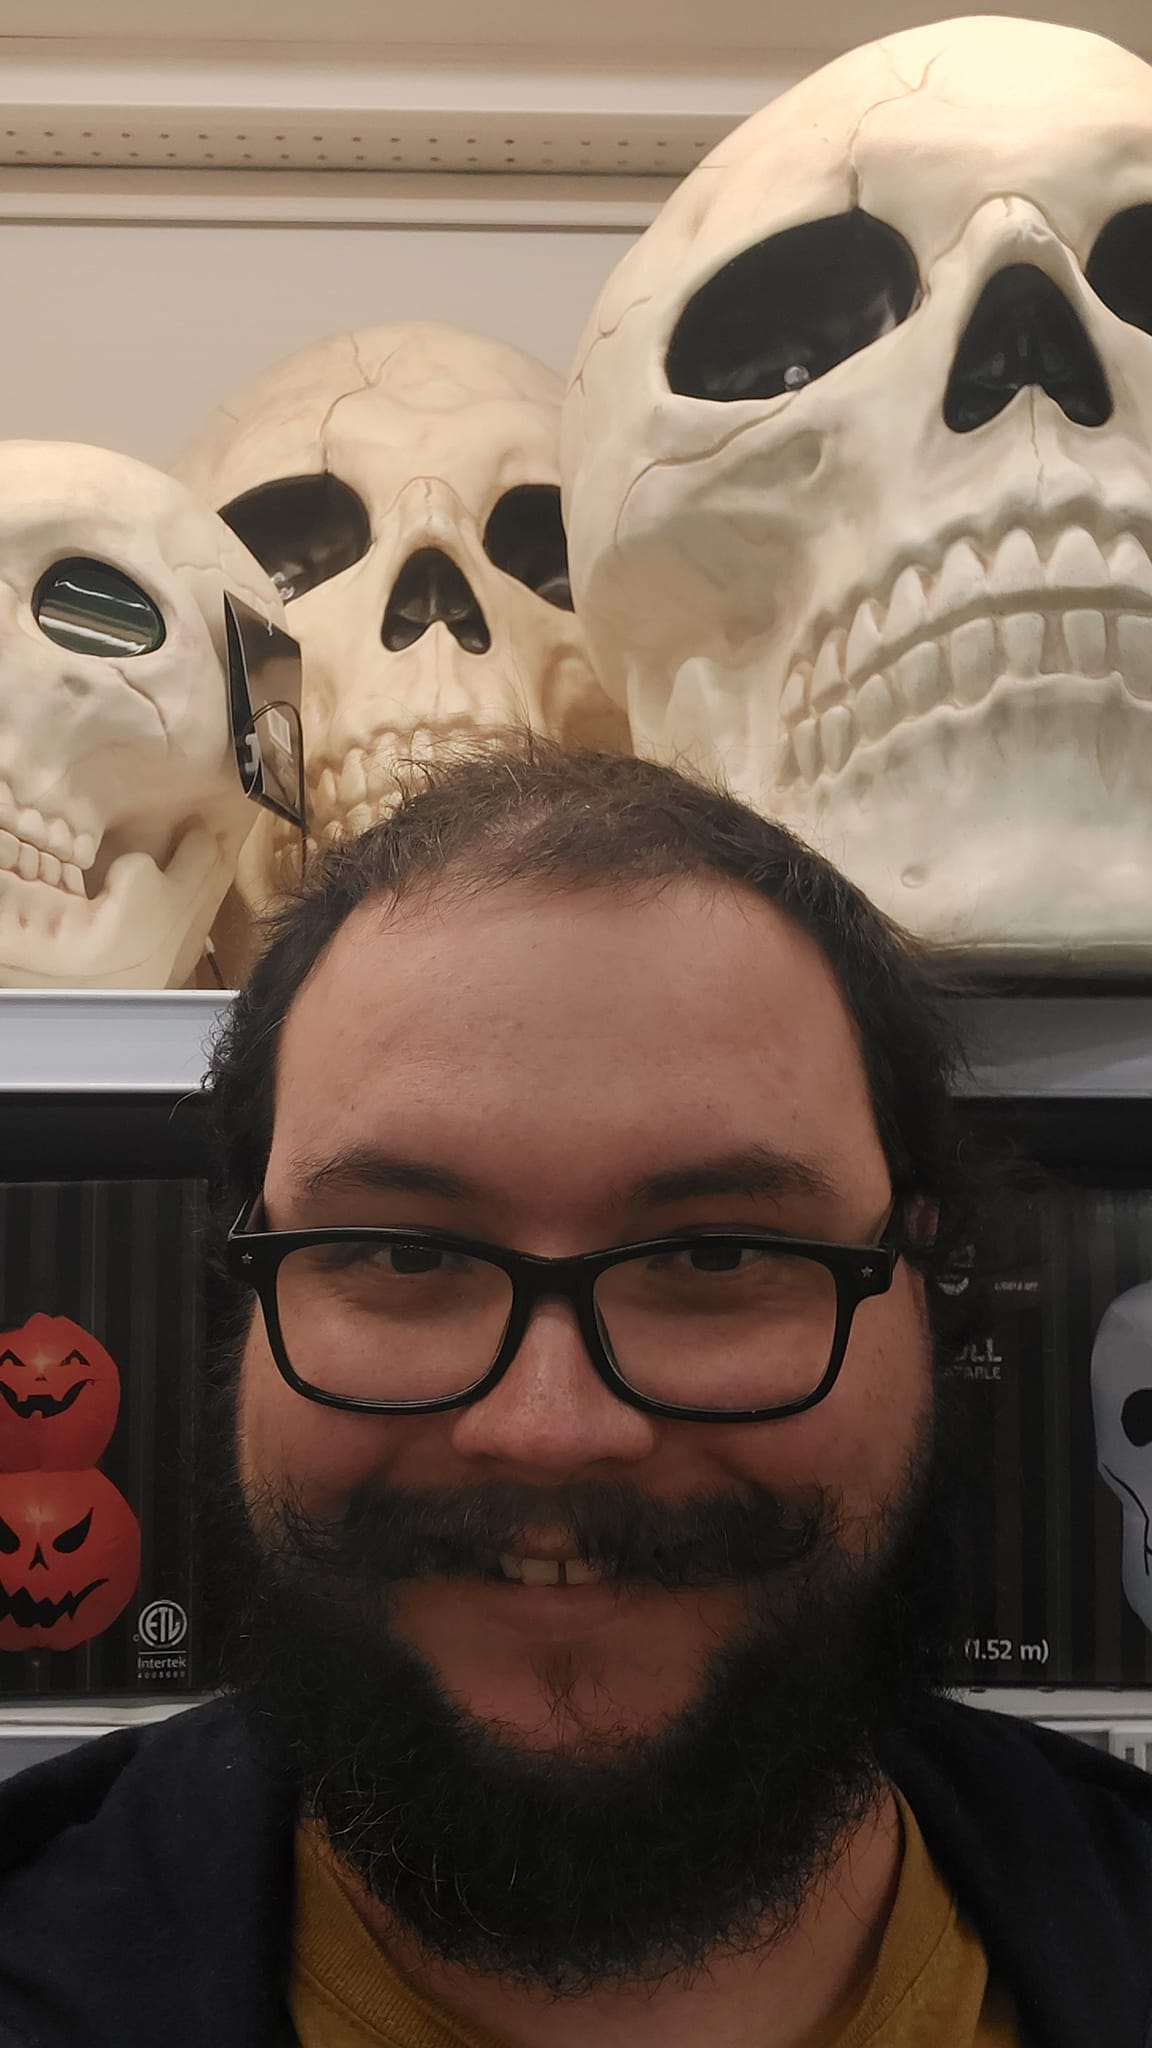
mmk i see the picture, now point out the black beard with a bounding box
[201,1373,965,1995]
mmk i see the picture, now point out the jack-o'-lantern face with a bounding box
[0,1314,121,1470]
[0,1469,140,1651]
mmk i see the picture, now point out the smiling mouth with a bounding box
[0,1380,90,1419]
[0,1578,108,1629]
[777,521,1152,788]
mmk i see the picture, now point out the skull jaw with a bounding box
[767,673,1152,968]
[1116,1503,1152,1634]
[0,821,240,988]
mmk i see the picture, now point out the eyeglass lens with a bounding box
[273,1237,840,1412]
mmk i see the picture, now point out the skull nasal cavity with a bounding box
[1121,1388,1152,1449]
[944,265,1112,434]
[382,548,491,656]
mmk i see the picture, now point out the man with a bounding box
[0,742,1148,2048]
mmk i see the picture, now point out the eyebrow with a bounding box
[291,1147,483,1205]
[624,1145,840,1208]
[289,1142,839,1210]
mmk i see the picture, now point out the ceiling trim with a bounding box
[0,36,793,177]
[0,167,675,230]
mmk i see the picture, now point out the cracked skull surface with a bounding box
[0,441,285,988]
[563,16,1152,964]
[172,321,626,897]
[1093,1281,1152,1634]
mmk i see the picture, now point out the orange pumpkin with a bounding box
[0,1468,141,1652]
[0,1314,121,1471]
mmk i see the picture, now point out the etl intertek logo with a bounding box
[137,1599,189,1650]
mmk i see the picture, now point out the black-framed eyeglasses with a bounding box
[226,1199,900,1424]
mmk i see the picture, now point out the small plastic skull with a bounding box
[1092,1280,1152,1635]
[0,442,283,988]
[564,18,1152,966]
[173,321,626,896]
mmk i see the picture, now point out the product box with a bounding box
[946,1182,1152,1688]
[0,1179,207,1697]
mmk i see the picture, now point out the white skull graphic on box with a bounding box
[1092,1282,1152,1634]
[0,442,280,989]
[564,17,1152,964]
[173,321,626,874]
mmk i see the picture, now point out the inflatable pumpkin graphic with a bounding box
[0,1468,141,1652]
[0,1314,121,1471]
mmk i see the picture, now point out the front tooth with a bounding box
[934,538,985,617]
[16,808,45,852]
[563,1559,601,1586]
[811,631,846,710]
[1047,526,1109,593]
[846,599,884,680]
[893,640,942,714]
[16,842,38,882]
[1117,614,1152,699]
[37,851,62,888]
[781,666,809,724]
[1108,532,1152,600]
[73,832,96,871]
[821,703,854,773]
[0,830,17,872]
[61,863,84,896]
[950,617,999,703]
[340,750,368,808]
[344,803,374,836]
[885,565,928,646]
[1000,612,1044,679]
[792,716,821,780]
[854,674,895,740]
[499,1553,525,1582]
[1064,608,1109,676]
[519,1558,561,1587]
[991,527,1044,596]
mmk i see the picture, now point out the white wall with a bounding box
[0,217,638,465]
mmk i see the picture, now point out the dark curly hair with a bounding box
[205,737,968,1276]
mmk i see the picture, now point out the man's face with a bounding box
[236,878,932,1754]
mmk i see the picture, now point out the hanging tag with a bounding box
[224,593,307,832]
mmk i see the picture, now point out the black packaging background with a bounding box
[949,1182,1152,1687]
[0,1179,206,1697]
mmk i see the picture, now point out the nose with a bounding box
[944,263,1112,434]
[381,546,490,655]
[448,1298,659,1475]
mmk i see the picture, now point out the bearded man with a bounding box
[0,743,1147,2048]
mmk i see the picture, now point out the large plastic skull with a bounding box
[0,442,284,989]
[564,17,1152,966]
[1093,1281,1152,1634]
[173,321,626,893]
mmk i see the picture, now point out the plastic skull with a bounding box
[564,17,1152,965]
[0,441,285,988]
[173,321,626,893]
[1092,1280,1152,1634]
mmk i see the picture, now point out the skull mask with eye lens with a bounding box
[172,321,627,902]
[0,442,289,988]
[563,18,1152,966]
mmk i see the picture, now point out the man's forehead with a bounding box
[272,878,875,1144]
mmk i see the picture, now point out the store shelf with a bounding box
[4,989,1152,1099]
[953,995,1152,1099]
[0,990,230,1093]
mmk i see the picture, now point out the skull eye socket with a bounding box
[34,558,166,660]
[483,485,574,611]
[218,474,371,602]
[52,1508,93,1554]
[1121,1388,1152,1449]
[666,210,921,404]
[1087,206,1152,339]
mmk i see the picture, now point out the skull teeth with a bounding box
[0,807,96,897]
[785,523,1152,785]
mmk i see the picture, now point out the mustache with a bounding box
[267,1477,835,1591]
